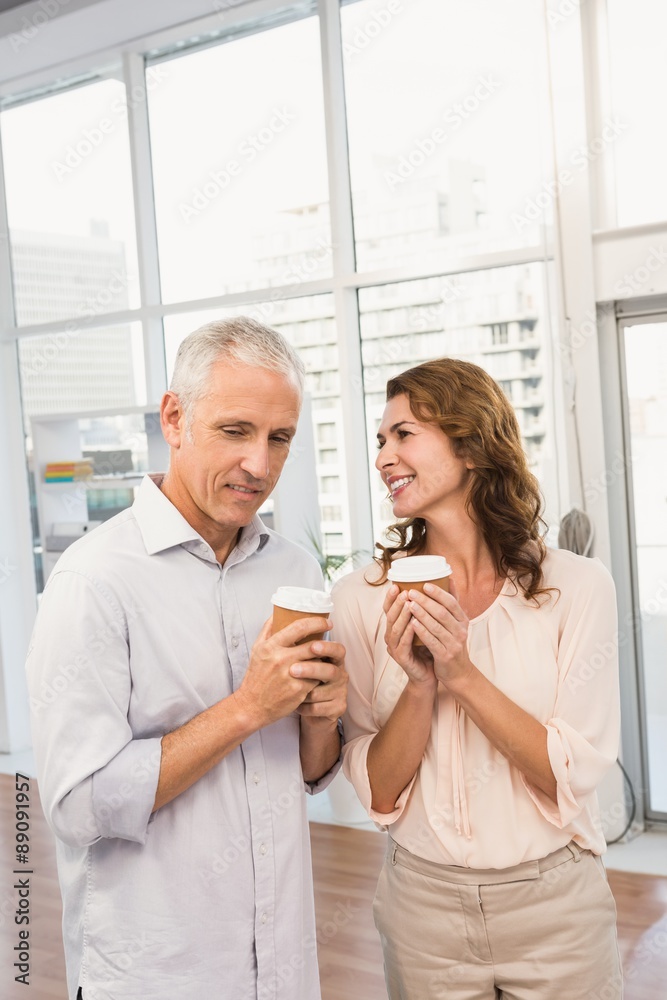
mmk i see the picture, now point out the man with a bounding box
[26,318,348,1000]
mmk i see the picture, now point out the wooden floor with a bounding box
[1,774,666,999]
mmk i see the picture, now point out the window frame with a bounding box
[0,0,556,557]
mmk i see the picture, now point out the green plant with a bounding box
[304,526,367,584]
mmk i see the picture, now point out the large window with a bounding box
[2,78,140,325]
[19,323,145,429]
[3,74,146,588]
[607,0,667,227]
[358,263,561,540]
[621,319,667,816]
[1,0,559,585]
[341,0,551,271]
[148,15,332,303]
[17,322,146,589]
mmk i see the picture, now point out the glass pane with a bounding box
[149,15,332,303]
[623,321,667,814]
[341,0,550,271]
[19,323,147,591]
[19,323,146,431]
[163,297,352,568]
[608,0,667,226]
[358,263,560,541]
[1,77,140,325]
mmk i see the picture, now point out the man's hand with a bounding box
[233,616,343,730]
[154,617,347,811]
[292,638,348,723]
[294,637,347,784]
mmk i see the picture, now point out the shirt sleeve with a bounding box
[334,575,416,826]
[521,558,621,828]
[26,569,161,849]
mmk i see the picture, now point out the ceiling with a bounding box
[0,0,254,93]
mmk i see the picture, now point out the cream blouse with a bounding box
[334,548,620,869]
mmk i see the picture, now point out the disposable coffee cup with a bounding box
[387,555,452,647]
[271,586,334,645]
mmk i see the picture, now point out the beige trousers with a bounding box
[373,839,623,1000]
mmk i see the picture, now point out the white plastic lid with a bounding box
[271,586,334,614]
[387,555,452,583]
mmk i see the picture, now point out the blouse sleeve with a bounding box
[333,573,416,826]
[521,557,621,827]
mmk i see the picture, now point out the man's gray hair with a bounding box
[169,316,306,430]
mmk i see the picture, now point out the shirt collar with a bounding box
[133,474,270,559]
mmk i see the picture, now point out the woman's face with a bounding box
[375,393,473,520]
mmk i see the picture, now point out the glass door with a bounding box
[620,318,667,819]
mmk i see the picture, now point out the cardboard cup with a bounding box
[271,605,329,645]
[270,586,333,646]
[388,556,453,648]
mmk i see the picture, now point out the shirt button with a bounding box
[232,636,239,648]
[260,843,267,856]
[253,773,260,784]
[261,912,267,924]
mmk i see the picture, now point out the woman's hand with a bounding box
[405,582,475,690]
[383,585,437,691]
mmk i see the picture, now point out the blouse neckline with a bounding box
[467,575,513,625]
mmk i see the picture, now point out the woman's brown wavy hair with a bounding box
[371,358,549,602]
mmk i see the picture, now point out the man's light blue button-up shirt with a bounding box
[27,475,337,1000]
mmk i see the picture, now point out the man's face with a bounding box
[162,360,301,539]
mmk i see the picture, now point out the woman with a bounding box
[333,358,622,999]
